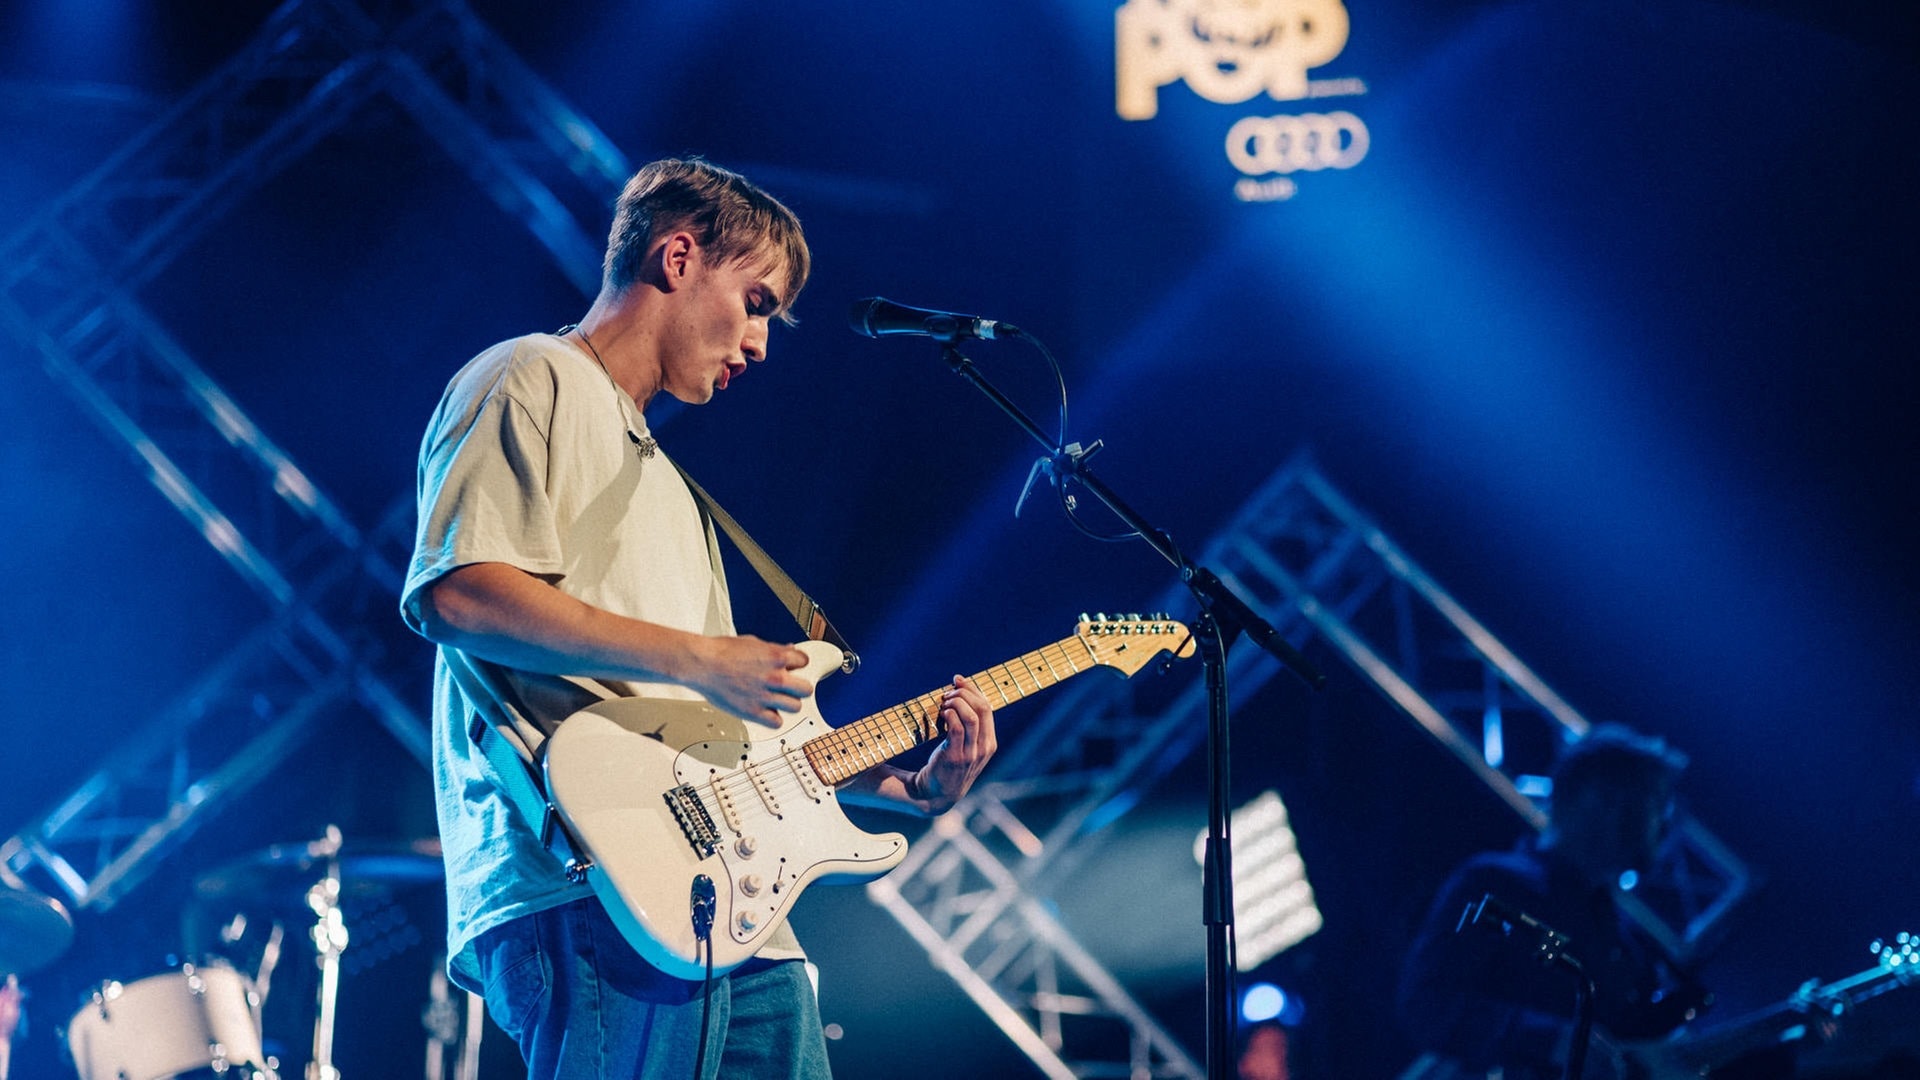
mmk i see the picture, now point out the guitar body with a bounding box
[543,641,906,980]
[541,616,1197,981]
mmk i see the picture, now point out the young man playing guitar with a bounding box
[1396,727,1715,1080]
[402,158,997,1079]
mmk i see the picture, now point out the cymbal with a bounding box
[0,885,74,975]
[193,837,444,908]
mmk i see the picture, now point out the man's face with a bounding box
[658,241,786,406]
[1560,781,1672,881]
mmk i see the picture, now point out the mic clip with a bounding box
[1015,440,1103,518]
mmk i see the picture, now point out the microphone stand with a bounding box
[934,343,1325,1080]
[1461,895,1598,1080]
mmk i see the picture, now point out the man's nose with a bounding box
[743,321,769,362]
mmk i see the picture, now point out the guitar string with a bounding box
[689,640,1108,820]
[705,653,1039,800]
[716,641,1087,798]
[674,635,1163,856]
[690,667,1047,823]
[679,637,1149,848]
[722,637,1103,797]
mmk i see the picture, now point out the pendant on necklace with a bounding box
[627,430,659,459]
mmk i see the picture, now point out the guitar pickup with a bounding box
[664,784,722,857]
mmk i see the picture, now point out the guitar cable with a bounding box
[691,875,717,1080]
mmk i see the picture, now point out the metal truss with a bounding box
[872,452,1752,1078]
[0,0,631,910]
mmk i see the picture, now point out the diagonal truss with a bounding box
[871,452,1752,1077]
[0,0,633,910]
[0,1,1751,1071]
[0,0,939,919]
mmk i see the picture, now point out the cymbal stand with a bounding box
[0,974,18,1080]
[256,920,286,1008]
[423,962,484,1080]
[305,826,348,1080]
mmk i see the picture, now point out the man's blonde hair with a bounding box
[603,157,810,324]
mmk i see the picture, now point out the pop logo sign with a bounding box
[1115,0,1369,202]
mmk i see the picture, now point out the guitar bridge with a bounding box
[664,784,722,857]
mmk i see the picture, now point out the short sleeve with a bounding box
[401,384,562,634]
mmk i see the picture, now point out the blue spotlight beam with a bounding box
[0,0,386,296]
[873,452,1754,1078]
[0,0,638,911]
[868,819,1205,1080]
[0,0,937,917]
[0,623,350,909]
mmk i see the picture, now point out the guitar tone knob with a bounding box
[740,874,765,897]
[737,911,759,933]
[735,836,757,859]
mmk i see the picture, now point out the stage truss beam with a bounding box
[871,453,1752,1078]
[0,0,631,911]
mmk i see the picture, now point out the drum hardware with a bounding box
[65,960,275,1080]
[0,882,73,977]
[1,974,20,1080]
[305,826,346,1080]
[422,959,483,1080]
[190,830,444,1080]
[1,881,72,1080]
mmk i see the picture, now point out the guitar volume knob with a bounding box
[735,836,757,859]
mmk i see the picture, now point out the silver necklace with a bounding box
[561,323,658,459]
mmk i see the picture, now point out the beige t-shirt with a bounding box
[401,333,801,989]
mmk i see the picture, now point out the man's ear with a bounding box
[653,231,698,291]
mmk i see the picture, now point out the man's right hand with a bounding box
[690,635,813,726]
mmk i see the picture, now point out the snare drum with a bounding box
[66,961,270,1080]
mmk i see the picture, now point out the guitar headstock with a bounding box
[1799,932,1920,1016]
[1077,612,1196,676]
[1872,932,1917,981]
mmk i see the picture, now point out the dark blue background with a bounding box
[2,1,1914,1076]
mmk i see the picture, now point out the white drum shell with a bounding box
[67,963,266,1080]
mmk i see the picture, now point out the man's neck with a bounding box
[575,292,664,408]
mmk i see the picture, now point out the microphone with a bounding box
[848,297,1019,342]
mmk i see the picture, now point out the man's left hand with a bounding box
[913,674,997,813]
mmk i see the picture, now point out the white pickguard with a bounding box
[542,641,905,979]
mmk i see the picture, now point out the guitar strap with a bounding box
[667,458,860,674]
[453,452,860,874]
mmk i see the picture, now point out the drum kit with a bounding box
[1,829,483,1080]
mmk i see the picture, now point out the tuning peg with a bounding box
[1078,612,1091,624]
[1095,612,1109,622]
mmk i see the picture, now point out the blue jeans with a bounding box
[473,898,833,1080]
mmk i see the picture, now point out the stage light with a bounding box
[1240,982,1286,1023]
[1193,790,1323,970]
[1241,981,1308,1027]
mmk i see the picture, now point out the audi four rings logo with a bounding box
[1225,112,1369,176]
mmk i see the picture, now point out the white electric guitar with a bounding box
[542,614,1194,979]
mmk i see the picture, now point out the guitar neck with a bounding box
[802,634,1098,786]
[1673,951,1915,1073]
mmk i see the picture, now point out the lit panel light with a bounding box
[1193,790,1324,969]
